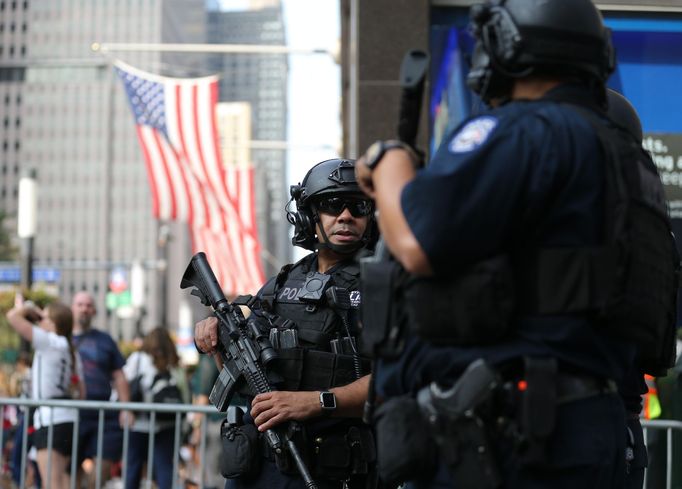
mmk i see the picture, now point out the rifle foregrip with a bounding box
[244,362,273,396]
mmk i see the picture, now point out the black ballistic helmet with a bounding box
[467,0,615,103]
[606,89,643,143]
[287,158,374,253]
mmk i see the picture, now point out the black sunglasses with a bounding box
[315,197,372,218]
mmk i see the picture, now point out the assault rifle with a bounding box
[180,252,318,489]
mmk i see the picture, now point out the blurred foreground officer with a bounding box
[194,159,377,489]
[356,1,678,488]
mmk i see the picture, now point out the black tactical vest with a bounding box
[257,253,367,391]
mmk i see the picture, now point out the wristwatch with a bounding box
[365,140,414,171]
[319,391,337,414]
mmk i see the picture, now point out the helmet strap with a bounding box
[313,210,365,256]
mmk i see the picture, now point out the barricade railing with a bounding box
[0,397,224,489]
[641,418,682,489]
[2,399,677,489]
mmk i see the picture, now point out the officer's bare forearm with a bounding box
[330,374,371,418]
[372,151,432,276]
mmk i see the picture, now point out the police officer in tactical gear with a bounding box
[195,158,377,489]
[356,1,677,488]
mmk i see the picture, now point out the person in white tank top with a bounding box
[7,300,86,489]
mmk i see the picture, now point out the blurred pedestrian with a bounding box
[123,326,186,489]
[71,291,133,489]
[8,351,31,399]
[6,301,85,489]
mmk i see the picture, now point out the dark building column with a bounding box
[341,0,430,158]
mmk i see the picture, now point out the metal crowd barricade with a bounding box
[642,418,682,489]
[3,400,677,489]
[0,397,223,489]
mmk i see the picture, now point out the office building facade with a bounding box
[0,0,216,339]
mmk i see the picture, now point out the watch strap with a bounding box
[366,140,418,171]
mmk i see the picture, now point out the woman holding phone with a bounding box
[6,300,86,489]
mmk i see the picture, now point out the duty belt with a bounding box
[553,373,617,404]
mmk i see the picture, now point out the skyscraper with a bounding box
[0,0,207,338]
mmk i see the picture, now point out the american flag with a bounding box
[114,60,265,295]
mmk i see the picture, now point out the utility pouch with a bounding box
[219,407,261,479]
[516,357,557,466]
[314,430,352,479]
[373,396,437,487]
[312,424,376,480]
[360,259,409,358]
[405,254,515,345]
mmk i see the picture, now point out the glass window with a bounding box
[604,15,682,133]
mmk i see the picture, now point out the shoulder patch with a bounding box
[449,116,498,153]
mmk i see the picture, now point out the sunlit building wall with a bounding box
[0,0,205,339]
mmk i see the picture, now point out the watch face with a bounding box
[366,140,384,169]
[320,391,336,409]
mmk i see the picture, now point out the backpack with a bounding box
[518,106,680,376]
[580,108,679,375]
[147,371,184,422]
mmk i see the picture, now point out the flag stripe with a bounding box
[139,126,173,220]
[194,83,245,233]
[172,86,214,230]
[150,130,178,219]
[206,81,237,211]
[134,126,161,218]
[157,136,191,223]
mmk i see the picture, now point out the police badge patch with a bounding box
[349,290,361,308]
[449,116,498,153]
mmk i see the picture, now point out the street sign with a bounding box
[109,267,128,293]
[0,267,61,283]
